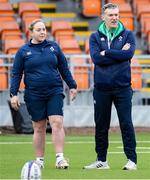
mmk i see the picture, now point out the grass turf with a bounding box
[0,132,150,179]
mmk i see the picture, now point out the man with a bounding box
[84,3,137,170]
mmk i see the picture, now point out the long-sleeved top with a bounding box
[90,21,136,90]
[10,39,77,99]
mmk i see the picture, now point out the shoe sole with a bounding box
[56,166,69,169]
[83,166,110,170]
[123,167,137,170]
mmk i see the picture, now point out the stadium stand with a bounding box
[0,0,150,128]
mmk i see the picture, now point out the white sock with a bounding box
[36,157,44,167]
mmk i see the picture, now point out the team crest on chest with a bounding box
[118,36,123,41]
[50,47,54,52]
[100,37,105,41]
[26,51,32,55]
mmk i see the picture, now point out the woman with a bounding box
[10,19,77,169]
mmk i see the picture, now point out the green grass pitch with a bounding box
[0,132,150,179]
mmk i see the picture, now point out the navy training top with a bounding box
[10,39,77,98]
[89,29,136,90]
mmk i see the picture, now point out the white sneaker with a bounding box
[56,158,69,169]
[83,161,110,169]
[123,159,137,170]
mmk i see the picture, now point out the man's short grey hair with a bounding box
[102,3,119,14]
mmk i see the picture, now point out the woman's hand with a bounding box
[10,96,20,111]
[70,88,77,101]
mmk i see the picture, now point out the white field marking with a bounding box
[117,146,150,150]
[108,151,150,154]
[0,140,150,145]
[36,179,150,180]
[1,179,148,180]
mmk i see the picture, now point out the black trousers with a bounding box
[93,87,137,163]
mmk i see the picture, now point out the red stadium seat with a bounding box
[131,58,142,91]
[59,39,82,54]
[70,58,89,90]
[107,0,127,4]
[0,59,8,90]
[148,32,150,53]
[0,0,9,2]
[136,4,150,19]
[4,39,25,54]
[144,21,150,36]
[118,3,133,16]
[51,21,74,37]
[140,15,150,33]
[120,16,134,31]
[82,0,101,17]
[0,2,15,16]
[85,39,89,54]
[18,2,40,17]
[55,32,75,43]
[132,0,150,13]
[0,21,20,35]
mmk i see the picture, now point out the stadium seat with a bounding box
[0,16,15,22]
[0,2,14,16]
[136,4,150,19]
[1,31,22,41]
[82,0,101,17]
[148,32,150,53]
[107,0,127,4]
[131,58,142,91]
[70,58,89,90]
[0,59,8,90]
[0,18,22,40]
[140,15,150,33]
[22,11,41,21]
[55,32,75,43]
[120,16,134,31]
[118,3,133,17]
[59,39,82,54]
[143,21,150,36]
[51,21,74,37]
[132,0,150,13]
[0,0,9,2]
[85,39,89,54]
[0,21,20,35]
[18,2,40,17]
[4,39,25,54]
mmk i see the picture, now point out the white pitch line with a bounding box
[0,140,150,145]
[0,179,147,180]
[108,151,150,154]
[117,146,150,150]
